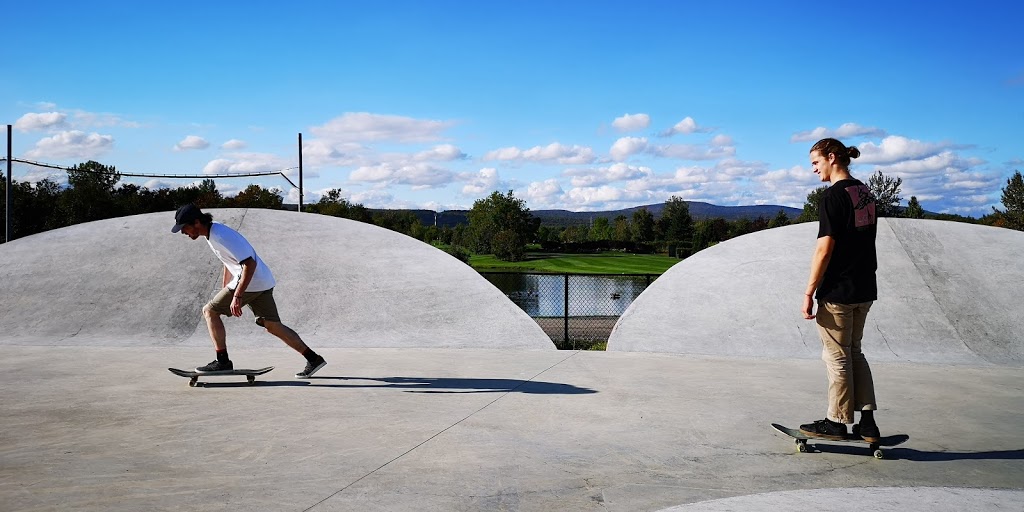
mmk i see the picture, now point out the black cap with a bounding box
[171,204,202,233]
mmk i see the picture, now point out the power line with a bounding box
[0,157,299,188]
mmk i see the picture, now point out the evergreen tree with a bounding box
[905,196,925,219]
[868,170,903,217]
[993,170,1024,230]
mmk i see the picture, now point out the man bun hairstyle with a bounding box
[810,137,859,167]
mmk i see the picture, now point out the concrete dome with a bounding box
[0,209,553,349]
[609,218,1024,366]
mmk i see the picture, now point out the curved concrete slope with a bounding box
[609,219,1024,366]
[0,209,552,349]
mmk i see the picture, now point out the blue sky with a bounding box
[3,0,1022,216]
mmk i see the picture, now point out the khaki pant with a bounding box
[816,301,877,424]
[207,287,281,323]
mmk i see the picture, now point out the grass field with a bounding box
[469,251,680,274]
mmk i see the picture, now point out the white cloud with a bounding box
[221,139,247,150]
[661,116,711,136]
[24,130,114,159]
[527,179,564,207]
[414,144,466,162]
[175,135,210,151]
[310,112,455,143]
[483,142,596,165]
[461,167,501,196]
[350,162,454,189]
[791,122,887,143]
[610,137,648,161]
[856,135,950,165]
[564,163,653,187]
[612,113,651,132]
[202,152,292,176]
[649,143,735,160]
[15,112,67,132]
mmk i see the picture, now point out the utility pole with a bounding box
[297,133,304,213]
[5,125,11,243]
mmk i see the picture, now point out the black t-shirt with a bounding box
[817,178,878,304]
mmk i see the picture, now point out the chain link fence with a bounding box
[480,272,658,350]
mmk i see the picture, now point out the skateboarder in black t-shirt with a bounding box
[799,138,882,443]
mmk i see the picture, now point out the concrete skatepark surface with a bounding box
[610,218,1024,366]
[1,213,1022,511]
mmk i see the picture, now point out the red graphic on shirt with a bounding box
[845,185,876,228]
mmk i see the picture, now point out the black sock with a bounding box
[216,349,230,363]
[860,410,875,425]
[301,348,320,363]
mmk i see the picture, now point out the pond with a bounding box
[480,272,656,318]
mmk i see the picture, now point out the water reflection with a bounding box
[481,272,653,317]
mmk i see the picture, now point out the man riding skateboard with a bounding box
[172,204,327,378]
[799,138,881,443]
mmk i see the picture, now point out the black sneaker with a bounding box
[195,360,233,373]
[853,422,881,443]
[800,419,848,440]
[296,356,326,379]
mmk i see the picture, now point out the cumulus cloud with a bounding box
[660,116,711,136]
[414,144,467,162]
[350,162,454,189]
[221,139,247,150]
[202,152,292,176]
[310,112,455,143]
[461,167,502,196]
[483,142,596,165]
[15,112,67,132]
[527,179,565,207]
[24,130,114,159]
[791,122,888,143]
[612,113,651,132]
[649,143,736,160]
[856,135,950,165]
[564,163,653,187]
[175,135,210,151]
[610,137,648,162]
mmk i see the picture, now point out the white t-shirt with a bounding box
[206,223,276,292]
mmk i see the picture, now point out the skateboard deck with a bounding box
[771,423,909,459]
[168,366,274,387]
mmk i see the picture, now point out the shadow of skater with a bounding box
[310,376,598,395]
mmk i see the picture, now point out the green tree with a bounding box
[311,189,372,222]
[768,209,790,229]
[589,217,612,241]
[657,196,694,242]
[993,170,1024,231]
[612,215,631,242]
[868,170,903,217]
[228,184,284,209]
[194,179,223,208]
[631,207,655,244]
[905,196,925,219]
[466,190,538,261]
[59,160,121,225]
[796,186,828,223]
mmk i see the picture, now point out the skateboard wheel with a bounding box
[246,375,255,385]
[188,377,198,387]
[874,449,884,460]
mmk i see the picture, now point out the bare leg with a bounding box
[262,320,309,354]
[203,303,228,351]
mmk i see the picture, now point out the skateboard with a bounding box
[771,423,909,459]
[168,366,274,387]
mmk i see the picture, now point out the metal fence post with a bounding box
[563,273,569,346]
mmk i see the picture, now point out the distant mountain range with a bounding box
[366,201,803,228]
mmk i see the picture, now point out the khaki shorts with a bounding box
[207,287,281,324]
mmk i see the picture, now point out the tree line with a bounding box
[2,161,1022,264]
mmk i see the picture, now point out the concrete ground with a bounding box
[2,345,1021,512]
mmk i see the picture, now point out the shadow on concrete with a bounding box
[306,376,598,394]
[799,443,1024,461]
